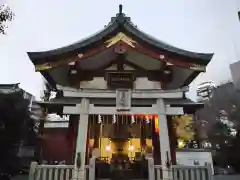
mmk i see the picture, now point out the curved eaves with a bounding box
[123,21,213,63]
[27,20,119,62]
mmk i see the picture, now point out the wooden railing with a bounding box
[148,158,213,180]
[29,157,96,180]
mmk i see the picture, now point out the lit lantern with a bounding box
[154,115,159,133]
[128,145,134,151]
[105,145,111,151]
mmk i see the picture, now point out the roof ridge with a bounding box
[28,4,213,62]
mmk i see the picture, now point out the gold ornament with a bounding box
[105,32,137,48]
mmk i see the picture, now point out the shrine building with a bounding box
[28,5,213,180]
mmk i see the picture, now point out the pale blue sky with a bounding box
[0,0,240,100]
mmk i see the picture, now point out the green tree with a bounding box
[0,90,36,174]
[227,130,240,172]
[0,4,14,34]
[209,121,232,143]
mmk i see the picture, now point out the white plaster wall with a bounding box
[176,151,214,174]
[134,77,161,89]
[80,77,107,89]
[79,77,161,89]
[44,122,69,128]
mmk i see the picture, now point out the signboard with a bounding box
[116,89,131,111]
[107,72,134,89]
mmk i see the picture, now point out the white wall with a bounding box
[176,150,214,174]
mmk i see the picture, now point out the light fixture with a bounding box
[128,145,134,151]
[106,145,111,151]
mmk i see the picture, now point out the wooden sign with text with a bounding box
[107,72,134,89]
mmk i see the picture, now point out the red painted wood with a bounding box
[38,39,201,71]
[42,128,72,164]
[67,116,79,163]
[152,119,161,165]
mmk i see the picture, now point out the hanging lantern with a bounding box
[131,115,135,124]
[98,114,102,124]
[112,114,117,124]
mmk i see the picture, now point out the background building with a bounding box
[196,81,216,102]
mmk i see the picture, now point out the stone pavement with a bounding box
[10,174,240,180]
[11,175,28,180]
[214,175,240,180]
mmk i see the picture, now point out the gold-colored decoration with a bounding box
[105,32,137,48]
[190,64,206,71]
[35,64,52,71]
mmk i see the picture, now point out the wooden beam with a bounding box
[116,54,124,71]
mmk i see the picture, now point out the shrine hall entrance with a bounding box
[87,114,161,179]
